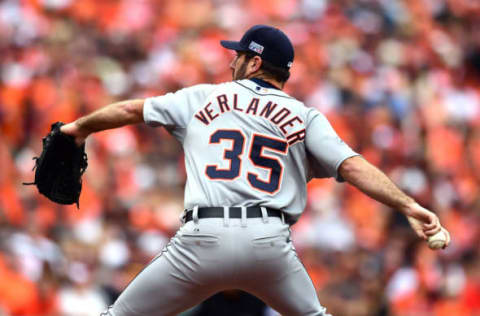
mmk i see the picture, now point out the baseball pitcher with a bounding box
[58,25,450,316]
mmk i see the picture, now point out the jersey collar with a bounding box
[236,79,292,99]
[249,78,280,90]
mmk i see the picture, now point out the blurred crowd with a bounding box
[1,0,480,315]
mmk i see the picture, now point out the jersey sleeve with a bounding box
[143,84,217,128]
[304,109,359,182]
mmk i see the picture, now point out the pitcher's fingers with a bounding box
[422,214,441,231]
[419,231,428,240]
[422,219,439,231]
[425,225,442,236]
[415,228,427,240]
[423,213,439,227]
[423,223,436,231]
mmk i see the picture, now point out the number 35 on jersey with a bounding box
[205,129,288,194]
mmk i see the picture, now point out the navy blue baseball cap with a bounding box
[221,25,294,70]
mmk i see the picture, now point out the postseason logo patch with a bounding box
[249,41,264,54]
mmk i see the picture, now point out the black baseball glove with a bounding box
[24,122,88,208]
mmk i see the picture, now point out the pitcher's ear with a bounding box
[251,55,263,72]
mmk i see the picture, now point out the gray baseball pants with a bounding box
[102,209,330,316]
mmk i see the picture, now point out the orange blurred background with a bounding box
[1,0,479,315]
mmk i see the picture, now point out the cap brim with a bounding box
[220,40,246,51]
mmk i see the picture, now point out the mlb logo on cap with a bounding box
[249,41,264,54]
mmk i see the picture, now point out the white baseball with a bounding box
[427,229,448,250]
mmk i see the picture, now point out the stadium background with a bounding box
[1,0,480,315]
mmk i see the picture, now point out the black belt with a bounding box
[183,207,284,223]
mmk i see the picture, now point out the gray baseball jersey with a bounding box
[143,78,358,223]
[103,78,357,316]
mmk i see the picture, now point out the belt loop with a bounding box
[180,210,187,224]
[260,207,268,224]
[223,206,229,227]
[193,206,199,225]
[241,206,247,227]
[281,211,285,224]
